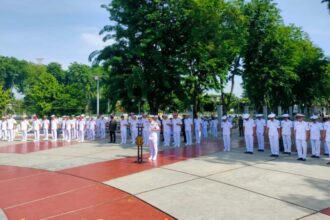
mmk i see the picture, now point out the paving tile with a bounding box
[300,213,330,220]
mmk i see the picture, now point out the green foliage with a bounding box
[0,84,12,115]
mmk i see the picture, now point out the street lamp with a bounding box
[94,76,100,115]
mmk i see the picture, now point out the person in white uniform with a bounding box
[266,113,280,157]
[309,115,323,158]
[0,118,3,140]
[130,115,138,144]
[210,116,218,138]
[7,115,17,142]
[119,115,128,144]
[78,115,86,143]
[32,115,41,142]
[89,117,96,141]
[42,116,50,141]
[202,118,209,138]
[141,114,149,147]
[1,116,7,141]
[281,114,293,154]
[148,115,160,161]
[50,115,58,141]
[221,116,232,151]
[255,114,266,152]
[194,114,202,144]
[172,113,182,148]
[294,114,310,161]
[323,115,330,165]
[243,114,255,154]
[184,114,193,146]
[20,116,30,142]
[163,115,172,147]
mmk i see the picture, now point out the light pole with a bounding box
[94,76,100,115]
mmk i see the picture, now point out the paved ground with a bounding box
[0,134,329,220]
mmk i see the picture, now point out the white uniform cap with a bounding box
[268,113,276,118]
[51,115,55,117]
[310,115,318,120]
[256,114,263,117]
[282,114,289,118]
[243,114,250,119]
[222,116,227,120]
[296,113,304,117]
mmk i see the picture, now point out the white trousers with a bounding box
[257,133,264,150]
[296,139,307,159]
[185,130,192,145]
[7,129,14,142]
[21,130,28,141]
[1,130,7,140]
[282,135,292,152]
[65,129,71,141]
[223,134,231,151]
[90,129,95,140]
[211,127,218,137]
[100,128,106,139]
[78,130,85,142]
[163,131,171,146]
[34,130,40,141]
[43,128,48,140]
[173,131,181,147]
[245,134,254,152]
[203,127,208,138]
[324,142,329,154]
[195,129,201,144]
[51,129,57,141]
[131,130,137,144]
[269,135,279,155]
[149,137,158,160]
[121,129,127,144]
[310,139,321,156]
[326,142,330,157]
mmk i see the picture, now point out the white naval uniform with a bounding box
[244,119,255,152]
[267,119,280,155]
[89,120,96,140]
[32,119,41,142]
[221,121,232,151]
[255,118,266,150]
[78,119,86,142]
[202,120,208,138]
[184,118,193,146]
[120,120,128,144]
[142,118,149,146]
[309,122,323,157]
[130,119,138,144]
[210,119,218,137]
[42,119,50,140]
[0,120,2,140]
[1,120,7,140]
[65,120,72,141]
[281,120,293,153]
[323,121,330,158]
[194,118,202,144]
[7,118,16,142]
[294,121,309,159]
[20,120,30,141]
[148,121,160,160]
[163,119,172,147]
[99,119,106,139]
[51,119,58,141]
[172,118,182,147]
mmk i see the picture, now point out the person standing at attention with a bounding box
[243,114,255,154]
[148,115,160,161]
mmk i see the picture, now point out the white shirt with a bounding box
[1,120,6,130]
[267,120,280,136]
[281,120,293,136]
[324,121,330,142]
[210,119,218,128]
[221,121,232,135]
[120,120,128,131]
[51,119,58,130]
[194,118,202,131]
[255,119,266,134]
[32,119,41,130]
[7,118,16,129]
[78,120,86,131]
[130,119,138,131]
[309,122,323,140]
[202,120,208,129]
[172,118,182,132]
[243,119,255,135]
[149,121,160,139]
[21,120,29,131]
[89,120,96,130]
[163,119,172,133]
[294,121,309,140]
[184,118,193,131]
[42,119,50,129]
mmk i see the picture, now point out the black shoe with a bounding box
[327,162,330,165]
[311,155,316,158]
[258,149,264,152]
[287,152,291,155]
[282,152,287,154]
[244,151,249,154]
[315,156,320,159]
[302,158,306,161]
[297,158,303,161]
[270,154,275,157]
[323,153,329,156]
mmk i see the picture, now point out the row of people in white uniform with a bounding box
[0,115,108,142]
[238,113,330,163]
[119,113,219,148]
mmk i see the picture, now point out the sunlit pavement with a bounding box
[0,134,329,220]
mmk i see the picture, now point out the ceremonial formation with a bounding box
[0,112,329,164]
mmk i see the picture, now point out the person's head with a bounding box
[243,114,250,121]
[296,114,304,122]
[33,115,38,120]
[310,115,318,123]
[268,113,276,121]
[121,115,124,120]
[222,116,227,122]
[148,115,155,123]
[173,113,178,119]
[111,116,114,120]
[282,114,289,120]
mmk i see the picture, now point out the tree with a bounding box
[0,84,12,115]
[322,0,330,11]
[47,62,66,84]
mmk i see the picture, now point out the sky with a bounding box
[0,0,329,97]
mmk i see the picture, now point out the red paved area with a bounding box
[0,141,76,154]
[321,207,330,216]
[61,139,222,182]
[0,139,222,219]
